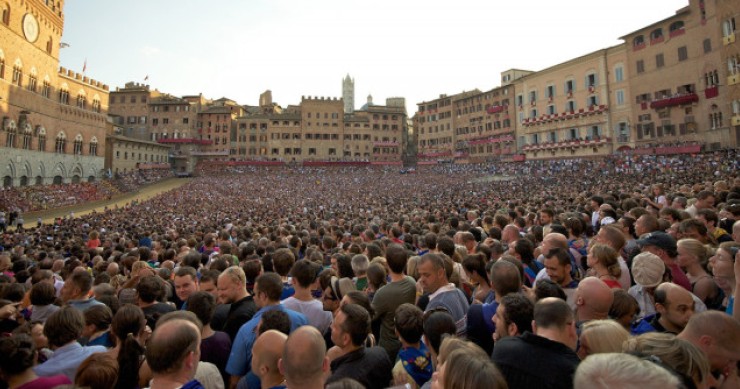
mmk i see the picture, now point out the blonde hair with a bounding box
[579,320,630,356]
[677,238,712,268]
[443,348,507,389]
[575,353,679,389]
[622,332,710,388]
[220,266,246,285]
[590,244,621,278]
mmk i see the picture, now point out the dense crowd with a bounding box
[0,149,739,389]
[0,182,118,214]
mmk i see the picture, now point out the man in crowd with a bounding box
[60,270,104,312]
[282,260,332,334]
[574,277,613,328]
[32,306,106,380]
[217,266,257,341]
[175,266,200,310]
[146,318,203,389]
[492,298,580,389]
[632,282,695,335]
[226,273,307,387]
[326,304,392,389]
[678,311,740,389]
[636,231,691,291]
[371,244,416,361]
[417,253,469,336]
[492,293,534,344]
[251,330,288,389]
[279,326,330,389]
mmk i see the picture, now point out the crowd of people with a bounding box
[0,182,119,214]
[111,169,175,194]
[0,148,739,389]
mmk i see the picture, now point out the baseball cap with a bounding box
[636,231,677,252]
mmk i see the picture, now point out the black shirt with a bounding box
[220,295,257,341]
[326,346,393,389]
[492,331,580,389]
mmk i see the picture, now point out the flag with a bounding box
[83,59,87,73]
[144,75,149,81]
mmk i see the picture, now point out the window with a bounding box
[703,39,712,53]
[152,118,158,126]
[59,89,69,105]
[41,81,50,98]
[569,128,579,140]
[28,74,37,92]
[656,54,664,68]
[529,91,536,103]
[546,85,555,98]
[37,132,46,152]
[183,118,189,124]
[130,96,136,103]
[678,46,688,61]
[567,101,576,112]
[0,57,4,79]
[586,73,597,87]
[163,118,169,125]
[636,60,645,74]
[565,80,575,94]
[1,4,9,25]
[309,148,316,155]
[650,28,663,41]
[22,127,31,149]
[76,94,86,109]
[616,90,625,105]
[633,35,645,47]
[615,66,624,82]
[588,96,598,107]
[670,21,685,33]
[55,132,67,153]
[73,135,83,155]
[92,99,100,113]
[5,123,16,148]
[12,65,22,86]
[723,18,737,38]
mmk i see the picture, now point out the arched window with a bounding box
[37,126,46,151]
[46,37,53,54]
[1,3,10,25]
[22,124,31,149]
[670,21,685,32]
[73,134,83,155]
[650,28,663,41]
[12,59,22,86]
[28,67,37,92]
[633,35,645,47]
[92,95,101,113]
[76,91,86,109]
[5,120,16,148]
[59,83,70,104]
[55,131,66,153]
[0,49,5,79]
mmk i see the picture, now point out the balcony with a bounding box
[724,33,736,45]
[521,105,608,126]
[649,93,698,109]
[486,105,507,114]
[732,115,740,126]
[468,135,514,145]
[669,28,685,38]
[705,86,719,99]
[373,141,399,147]
[158,138,213,145]
[521,137,611,152]
[729,74,739,86]
[617,135,630,143]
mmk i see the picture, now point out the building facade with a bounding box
[453,87,516,163]
[718,0,739,143]
[514,49,617,160]
[1,0,109,186]
[232,94,405,163]
[621,0,734,149]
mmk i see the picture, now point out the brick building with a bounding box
[1,0,109,186]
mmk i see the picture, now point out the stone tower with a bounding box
[342,74,354,114]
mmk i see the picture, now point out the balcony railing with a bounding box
[649,93,698,109]
[521,105,608,126]
[521,137,611,151]
[486,105,507,114]
[158,138,213,145]
[704,86,719,99]
[373,141,399,147]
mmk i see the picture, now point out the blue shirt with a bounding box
[33,342,107,381]
[225,304,308,376]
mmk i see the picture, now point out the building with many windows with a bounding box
[232,94,405,163]
[718,0,739,137]
[1,0,109,186]
[620,0,732,149]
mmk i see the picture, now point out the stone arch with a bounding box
[70,163,83,183]
[52,161,67,179]
[29,66,37,76]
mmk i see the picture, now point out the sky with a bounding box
[60,0,690,114]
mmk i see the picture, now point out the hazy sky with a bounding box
[60,0,689,113]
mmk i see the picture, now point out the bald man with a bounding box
[574,277,614,329]
[678,311,740,388]
[279,326,329,389]
[252,330,288,389]
[632,282,695,335]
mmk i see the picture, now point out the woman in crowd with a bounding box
[587,244,622,289]
[0,334,71,388]
[677,238,722,309]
